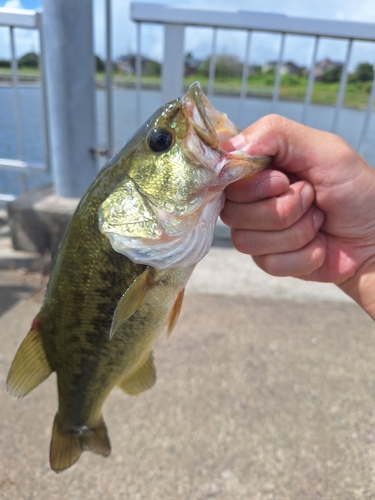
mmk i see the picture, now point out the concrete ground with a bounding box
[1,219,375,499]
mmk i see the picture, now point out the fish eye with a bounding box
[148,128,173,152]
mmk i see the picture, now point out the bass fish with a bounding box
[6,82,270,473]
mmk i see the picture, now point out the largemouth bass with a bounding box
[6,82,270,473]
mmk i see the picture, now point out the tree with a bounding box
[184,52,201,76]
[0,60,11,68]
[197,54,243,79]
[354,63,374,82]
[320,66,342,83]
[95,55,105,72]
[18,52,39,68]
[145,59,161,77]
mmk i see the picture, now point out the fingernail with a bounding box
[301,183,314,212]
[312,208,325,230]
[258,177,289,199]
[229,134,245,150]
[315,231,326,246]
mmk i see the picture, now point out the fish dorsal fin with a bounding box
[167,288,185,337]
[6,317,53,398]
[117,352,156,395]
[110,267,159,339]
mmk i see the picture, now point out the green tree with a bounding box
[0,60,11,68]
[320,66,342,83]
[197,54,243,79]
[354,62,374,82]
[95,55,105,72]
[18,52,39,68]
[281,74,301,86]
[196,58,209,77]
[146,59,161,76]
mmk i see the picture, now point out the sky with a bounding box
[1,0,375,70]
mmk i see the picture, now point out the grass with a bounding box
[185,74,373,109]
[0,67,40,82]
[0,68,373,109]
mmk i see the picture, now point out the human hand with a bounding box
[220,115,375,317]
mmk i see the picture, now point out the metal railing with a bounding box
[0,7,49,202]
[129,3,375,157]
[1,3,375,202]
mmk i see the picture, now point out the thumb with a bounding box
[221,114,349,179]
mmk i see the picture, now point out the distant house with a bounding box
[262,61,302,75]
[281,61,302,75]
[247,64,260,76]
[116,54,160,76]
[313,59,343,79]
[184,53,202,76]
[262,61,277,73]
[116,55,135,74]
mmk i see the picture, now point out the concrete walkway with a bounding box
[1,221,375,499]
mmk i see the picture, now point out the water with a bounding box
[1,85,375,198]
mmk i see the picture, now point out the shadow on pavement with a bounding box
[0,269,44,317]
[0,284,37,316]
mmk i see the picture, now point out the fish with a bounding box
[6,82,270,473]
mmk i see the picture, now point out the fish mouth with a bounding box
[182,82,240,149]
[99,83,271,271]
[181,82,270,183]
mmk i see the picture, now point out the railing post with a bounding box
[161,24,185,104]
[41,0,97,198]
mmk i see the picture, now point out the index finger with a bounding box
[225,169,290,203]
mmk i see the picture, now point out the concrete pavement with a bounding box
[1,223,375,499]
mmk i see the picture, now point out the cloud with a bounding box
[2,0,23,8]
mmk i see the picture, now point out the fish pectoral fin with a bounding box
[167,288,185,337]
[50,414,111,473]
[6,318,53,398]
[118,352,156,395]
[110,267,159,338]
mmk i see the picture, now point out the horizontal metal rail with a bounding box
[0,194,16,202]
[131,3,375,41]
[0,8,39,28]
[0,158,46,171]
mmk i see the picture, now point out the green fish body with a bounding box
[6,83,270,472]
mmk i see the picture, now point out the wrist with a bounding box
[339,256,375,320]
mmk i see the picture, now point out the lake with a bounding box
[1,86,375,197]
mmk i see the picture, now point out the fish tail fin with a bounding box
[50,414,111,473]
[49,415,83,473]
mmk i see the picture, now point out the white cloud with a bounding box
[2,0,23,8]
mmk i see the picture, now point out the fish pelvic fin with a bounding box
[118,352,156,395]
[167,288,185,337]
[6,316,53,397]
[110,267,159,339]
[50,414,111,473]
